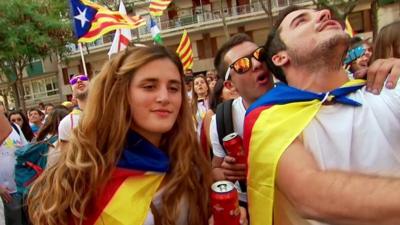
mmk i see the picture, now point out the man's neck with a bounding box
[77,99,86,110]
[285,65,349,93]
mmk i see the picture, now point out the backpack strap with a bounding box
[216,99,235,151]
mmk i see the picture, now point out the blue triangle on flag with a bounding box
[69,0,98,38]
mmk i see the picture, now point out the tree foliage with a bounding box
[312,0,360,20]
[0,0,72,110]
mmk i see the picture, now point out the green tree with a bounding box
[0,0,72,111]
[312,0,360,20]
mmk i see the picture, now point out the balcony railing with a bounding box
[67,0,311,53]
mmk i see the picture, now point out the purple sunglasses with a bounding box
[69,75,89,85]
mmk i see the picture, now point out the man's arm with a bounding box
[0,113,11,145]
[277,138,400,225]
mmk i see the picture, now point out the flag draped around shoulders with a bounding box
[149,0,172,17]
[82,130,170,225]
[243,79,366,225]
[69,0,145,43]
[176,30,193,71]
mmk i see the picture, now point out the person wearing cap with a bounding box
[57,74,90,151]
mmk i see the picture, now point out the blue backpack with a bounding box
[14,135,58,195]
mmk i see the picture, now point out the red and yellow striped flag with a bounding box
[176,30,193,71]
[149,0,172,17]
[70,0,145,43]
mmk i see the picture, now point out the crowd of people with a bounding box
[1,5,400,225]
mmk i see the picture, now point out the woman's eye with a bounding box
[143,85,155,90]
[169,86,180,92]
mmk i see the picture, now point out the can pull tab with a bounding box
[217,183,228,192]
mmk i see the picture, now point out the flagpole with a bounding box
[78,43,88,76]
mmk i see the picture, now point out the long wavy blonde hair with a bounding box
[27,46,212,225]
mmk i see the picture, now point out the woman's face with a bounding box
[193,76,208,98]
[10,114,24,127]
[128,58,182,147]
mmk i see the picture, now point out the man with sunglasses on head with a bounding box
[243,6,400,225]
[58,74,90,151]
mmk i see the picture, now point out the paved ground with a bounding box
[0,200,5,225]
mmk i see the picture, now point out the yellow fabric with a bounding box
[94,173,164,225]
[248,80,365,225]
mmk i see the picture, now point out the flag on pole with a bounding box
[345,17,354,37]
[69,0,145,43]
[176,30,193,70]
[108,0,133,57]
[150,18,163,45]
[149,0,172,17]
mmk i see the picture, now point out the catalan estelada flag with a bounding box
[69,0,145,43]
[82,130,169,225]
[243,79,366,225]
[149,0,172,17]
[176,30,193,71]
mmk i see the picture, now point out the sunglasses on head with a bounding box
[69,75,89,85]
[224,47,267,80]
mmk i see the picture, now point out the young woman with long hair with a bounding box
[27,46,212,225]
[372,20,400,60]
[8,110,35,142]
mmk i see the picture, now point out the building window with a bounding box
[26,59,44,77]
[23,76,59,101]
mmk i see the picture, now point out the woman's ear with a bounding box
[271,51,289,67]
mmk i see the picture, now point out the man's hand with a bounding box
[354,58,400,94]
[221,156,246,181]
[0,186,12,203]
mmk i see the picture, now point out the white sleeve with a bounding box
[210,115,227,158]
[58,115,71,141]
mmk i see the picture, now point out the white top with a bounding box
[58,110,81,141]
[210,97,247,202]
[0,124,28,193]
[278,84,400,225]
[143,187,188,225]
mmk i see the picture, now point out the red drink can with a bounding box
[211,181,241,225]
[223,132,246,164]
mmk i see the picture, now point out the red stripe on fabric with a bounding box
[83,22,129,38]
[149,8,161,13]
[95,13,123,21]
[150,2,169,7]
[83,168,145,225]
[177,35,189,53]
[119,34,130,46]
[243,105,272,173]
[183,56,193,68]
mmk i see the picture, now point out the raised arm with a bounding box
[277,138,400,225]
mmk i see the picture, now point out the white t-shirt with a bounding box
[58,109,81,141]
[143,187,188,225]
[277,84,400,225]
[210,97,247,202]
[0,124,28,194]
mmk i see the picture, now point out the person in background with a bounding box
[27,46,216,225]
[8,111,34,142]
[191,74,211,138]
[57,74,90,152]
[348,36,373,78]
[38,103,45,114]
[28,109,44,136]
[34,107,69,168]
[184,69,194,101]
[206,70,218,92]
[372,20,400,60]
[0,109,28,225]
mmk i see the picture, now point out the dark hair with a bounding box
[8,110,35,142]
[214,33,252,80]
[209,79,225,112]
[264,5,305,84]
[29,108,44,117]
[372,20,400,61]
[36,107,69,141]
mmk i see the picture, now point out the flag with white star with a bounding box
[69,0,145,43]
